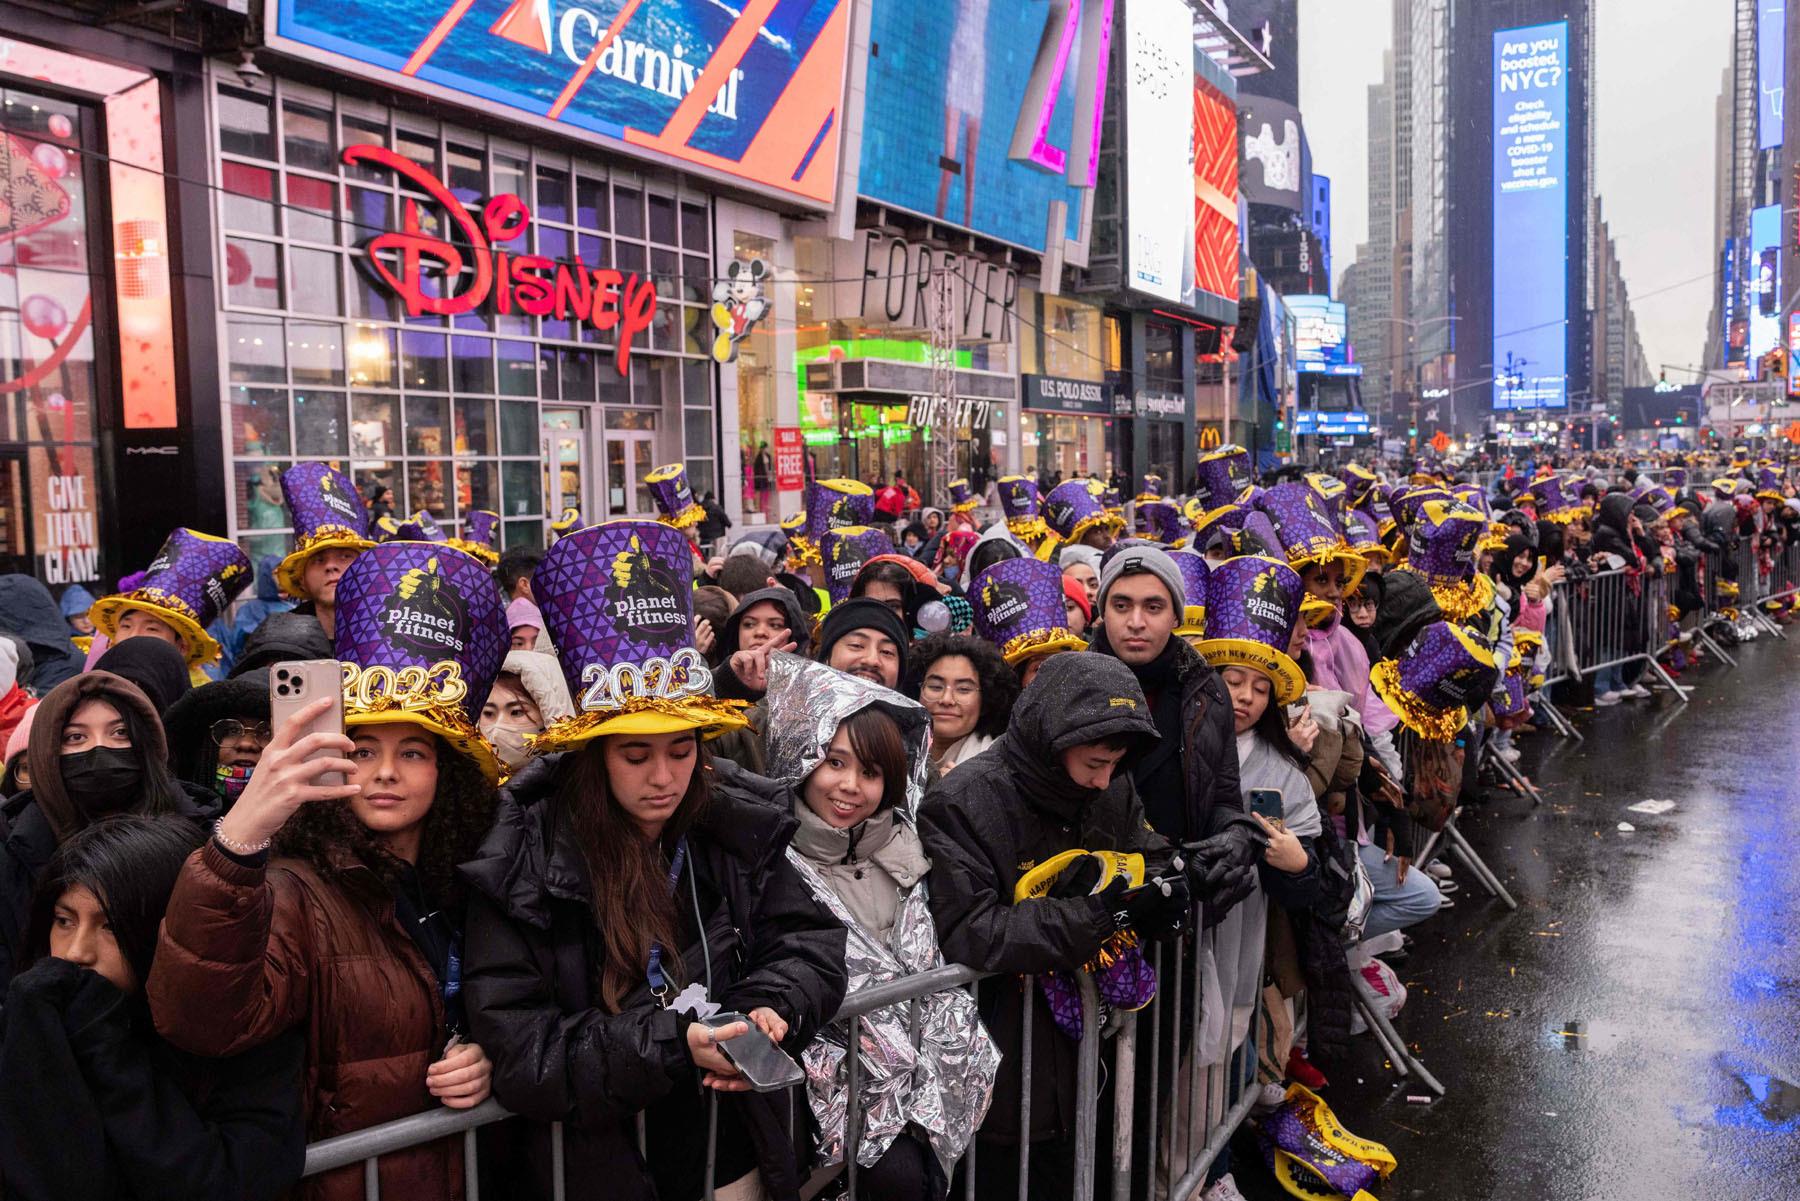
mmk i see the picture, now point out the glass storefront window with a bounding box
[216,78,716,547]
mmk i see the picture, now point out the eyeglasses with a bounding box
[210,719,272,746]
[920,679,979,701]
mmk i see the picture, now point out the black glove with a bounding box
[1183,824,1267,915]
[1099,874,1191,941]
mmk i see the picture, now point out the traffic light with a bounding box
[1275,418,1286,432]
[1407,425,1418,437]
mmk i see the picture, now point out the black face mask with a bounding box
[61,746,144,817]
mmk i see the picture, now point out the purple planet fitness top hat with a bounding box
[805,478,874,541]
[968,556,1087,667]
[89,528,252,668]
[645,462,706,530]
[819,525,897,605]
[1192,555,1306,704]
[529,520,746,750]
[330,540,509,780]
[1370,619,1501,741]
[1193,444,1254,510]
[1137,500,1188,545]
[447,509,502,567]
[1168,549,1211,637]
[276,461,374,598]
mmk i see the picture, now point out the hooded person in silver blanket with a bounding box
[718,652,998,1201]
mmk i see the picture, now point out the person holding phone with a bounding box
[148,542,510,1201]
[1193,558,1321,909]
[748,654,997,1201]
[460,521,847,1201]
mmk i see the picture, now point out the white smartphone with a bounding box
[269,660,347,787]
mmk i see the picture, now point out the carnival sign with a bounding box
[269,0,851,208]
[344,144,657,377]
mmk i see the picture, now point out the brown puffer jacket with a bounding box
[148,840,460,1201]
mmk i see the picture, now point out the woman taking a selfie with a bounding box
[0,816,306,1201]
[461,522,847,1201]
[747,654,996,1201]
[148,543,510,1201]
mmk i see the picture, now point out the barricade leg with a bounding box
[1444,818,1518,911]
[1693,625,1737,668]
[1350,972,1447,1097]
[1533,693,1584,742]
[1639,653,1691,700]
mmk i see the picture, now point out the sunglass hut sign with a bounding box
[345,144,657,376]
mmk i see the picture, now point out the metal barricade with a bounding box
[300,921,1267,1201]
[1545,566,1690,699]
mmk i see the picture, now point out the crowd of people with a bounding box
[0,445,1794,1201]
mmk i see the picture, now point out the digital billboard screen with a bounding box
[1491,21,1568,411]
[1288,294,1358,376]
[1124,0,1193,303]
[1748,202,1782,373]
[1759,0,1785,150]
[1191,78,1241,306]
[858,0,1106,252]
[266,0,850,207]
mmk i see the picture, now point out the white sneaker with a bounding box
[1425,861,1453,880]
[1594,691,1622,706]
[1203,1172,1251,1201]
[1624,684,1652,699]
[1498,745,1522,764]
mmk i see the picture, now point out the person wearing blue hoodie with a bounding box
[60,584,98,636]
[0,576,83,692]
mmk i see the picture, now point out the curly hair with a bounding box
[906,632,1018,739]
[273,734,496,908]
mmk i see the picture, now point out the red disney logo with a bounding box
[344,144,658,377]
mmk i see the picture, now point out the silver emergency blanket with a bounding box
[761,653,1000,1173]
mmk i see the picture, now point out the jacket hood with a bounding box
[229,610,332,678]
[1595,491,1635,534]
[998,653,1159,819]
[93,636,192,714]
[255,555,284,602]
[717,585,811,660]
[1007,652,1159,762]
[499,649,575,724]
[761,652,931,821]
[459,749,804,929]
[163,669,270,782]
[0,575,83,691]
[1370,568,1444,661]
[25,670,176,839]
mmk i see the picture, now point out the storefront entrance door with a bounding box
[541,409,590,531]
[604,431,656,518]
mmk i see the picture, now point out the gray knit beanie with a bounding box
[1096,543,1186,613]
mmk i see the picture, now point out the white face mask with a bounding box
[483,722,534,770]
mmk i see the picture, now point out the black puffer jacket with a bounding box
[919,653,1174,1143]
[230,611,331,678]
[0,958,305,1201]
[459,752,848,1201]
[1087,628,1250,846]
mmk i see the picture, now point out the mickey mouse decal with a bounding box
[711,258,769,364]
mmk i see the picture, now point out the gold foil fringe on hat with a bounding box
[1000,626,1089,665]
[786,535,821,568]
[1369,657,1470,742]
[1007,515,1051,546]
[528,693,750,754]
[1395,567,1496,622]
[340,660,500,782]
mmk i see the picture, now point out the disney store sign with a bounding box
[345,144,658,377]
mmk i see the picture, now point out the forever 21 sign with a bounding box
[847,230,1020,342]
[345,144,658,377]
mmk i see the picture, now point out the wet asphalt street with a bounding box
[1233,631,1800,1201]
